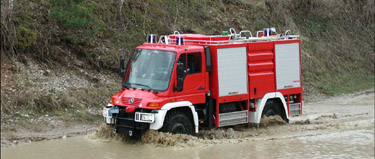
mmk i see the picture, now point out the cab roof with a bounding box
[136,43,204,52]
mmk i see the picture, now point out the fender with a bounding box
[249,92,289,124]
[149,101,199,133]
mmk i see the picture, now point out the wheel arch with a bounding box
[250,92,289,124]
[268,97,288,121]
[149,101,199,133]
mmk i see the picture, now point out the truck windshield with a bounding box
[123,49,176,91]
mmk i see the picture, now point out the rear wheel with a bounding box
[262,100,287,121]
[161,111,193,135]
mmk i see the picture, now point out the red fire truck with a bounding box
[102,28,303,137]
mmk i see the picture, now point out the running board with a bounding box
[289,103,301,116]
[219,110,248,127]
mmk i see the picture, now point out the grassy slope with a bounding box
[1,0,374,119]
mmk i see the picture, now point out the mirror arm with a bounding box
[120,56,126,72]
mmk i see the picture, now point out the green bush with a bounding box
[49,0,97,44]
[16,26,38,49]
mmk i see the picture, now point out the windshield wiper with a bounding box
[126,82,152,90]
[122,83,130,89]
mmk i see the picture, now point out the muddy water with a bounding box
[2,92,374,159]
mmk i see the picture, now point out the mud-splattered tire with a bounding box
[262,100,287,121]
[161,111,193,135]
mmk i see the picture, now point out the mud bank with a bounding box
[1,120,99,147]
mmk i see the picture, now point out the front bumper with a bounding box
[102,106,153,137]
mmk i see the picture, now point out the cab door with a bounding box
[174,52,206,104]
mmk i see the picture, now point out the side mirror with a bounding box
[204,46,212,72]
[175,61,185,92]
[119,56,126,76]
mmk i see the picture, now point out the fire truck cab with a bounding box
[103,28,303,136]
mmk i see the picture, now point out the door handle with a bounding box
[254,88,257,95]
[198,87,205,90]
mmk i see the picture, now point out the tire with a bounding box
[161,111,193,135]
[261,100,287,121]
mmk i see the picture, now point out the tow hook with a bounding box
[129,131,133,136]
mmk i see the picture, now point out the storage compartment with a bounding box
[217,47,248,96]
[275,43,301,90]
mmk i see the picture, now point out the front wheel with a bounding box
[160,111,193,135]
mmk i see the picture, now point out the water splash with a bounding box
[259,115,287,127]
[93,115,290,146]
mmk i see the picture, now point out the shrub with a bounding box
[49,0,98,44]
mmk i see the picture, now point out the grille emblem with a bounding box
[128,98,134,104]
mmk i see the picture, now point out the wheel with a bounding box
[261,100,287,121]
[161,111,193,135]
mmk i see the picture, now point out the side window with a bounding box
[178,53,186,71]
[187,53,201,74]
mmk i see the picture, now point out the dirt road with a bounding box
[1,91,374,159]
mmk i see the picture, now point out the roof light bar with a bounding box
[147,34,157,43]
[176,36,184,45]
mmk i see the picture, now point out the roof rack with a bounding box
[156,28,299,45]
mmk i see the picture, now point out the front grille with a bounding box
[112,107,150,136]
[114,107,135,128]
[121,97,142,106]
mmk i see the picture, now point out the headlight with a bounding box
[103,108,110,117]
[135,112,155,123]
[141,114,154,121]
